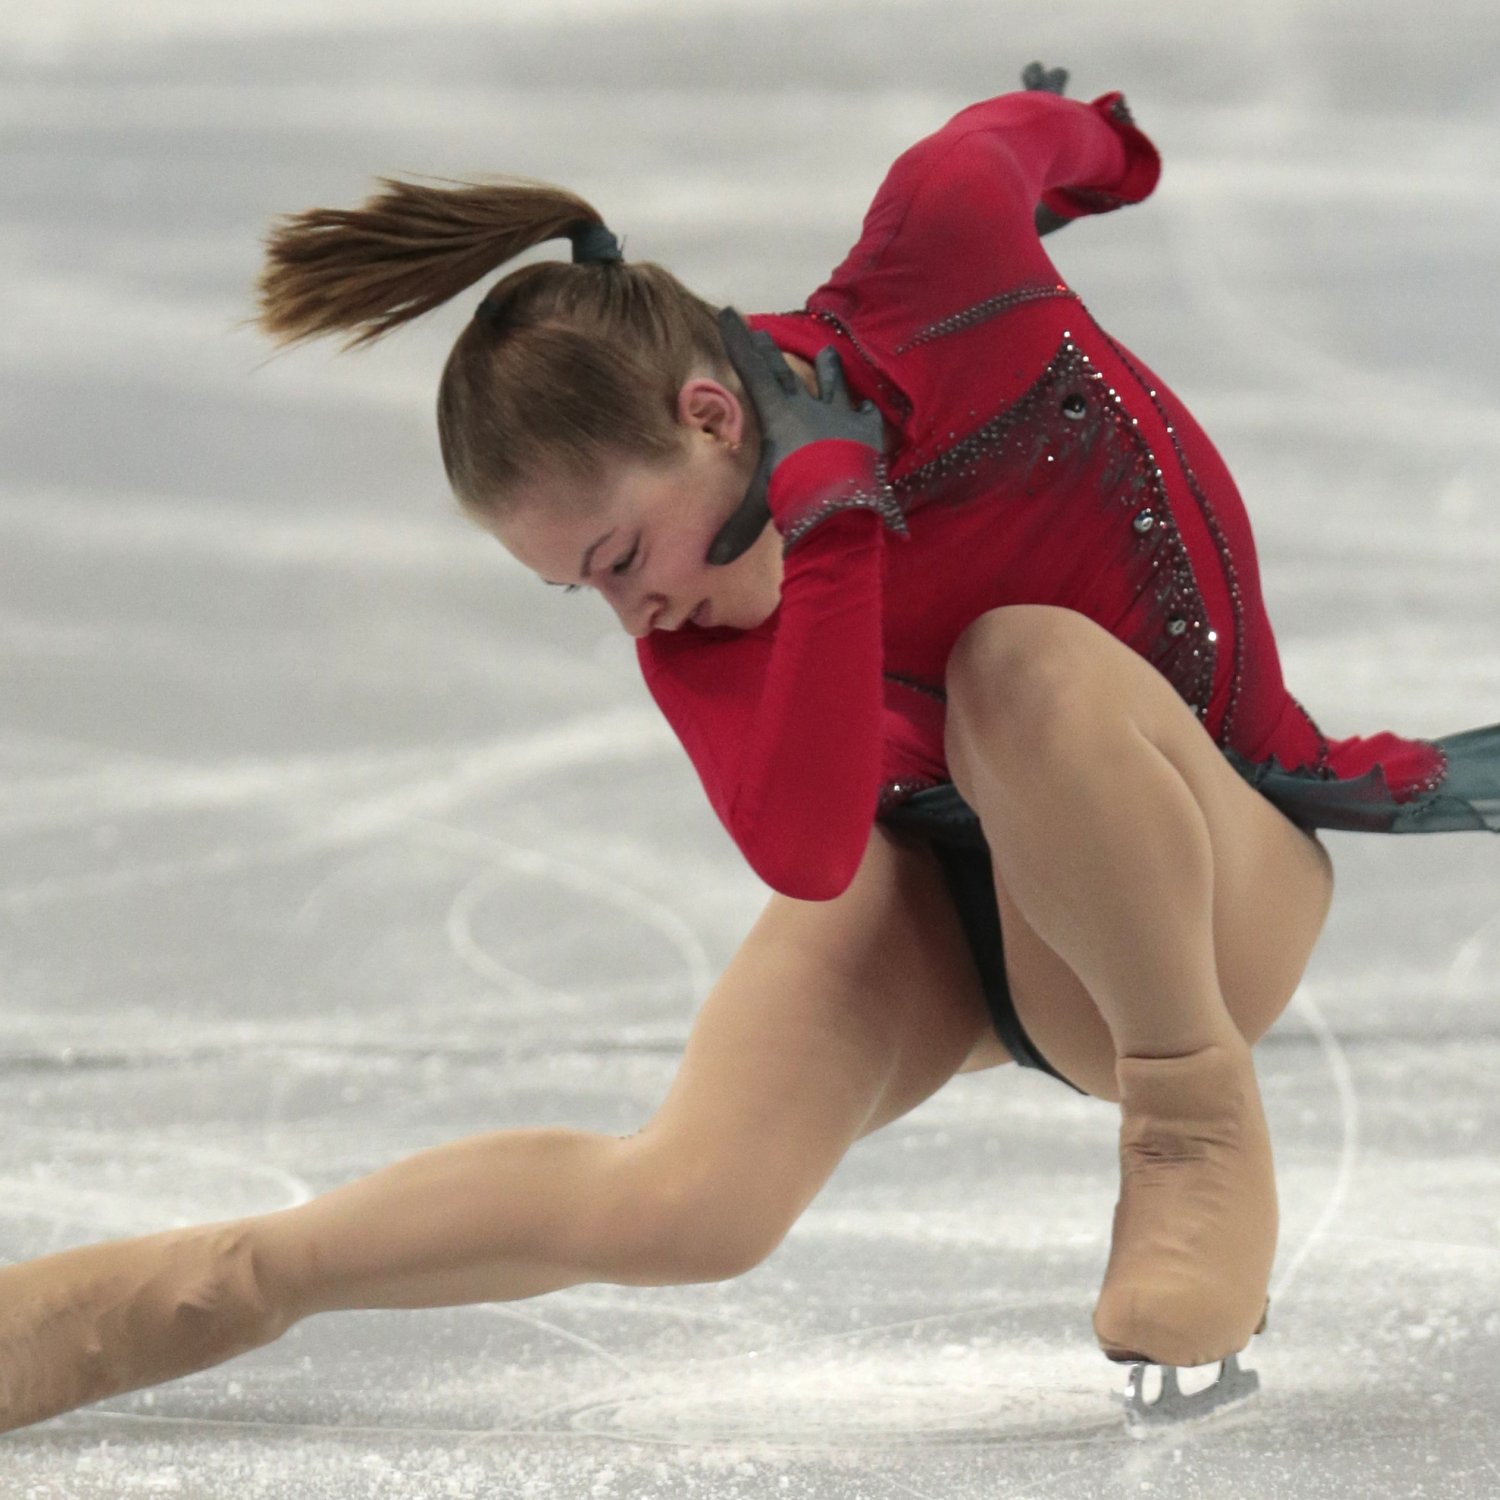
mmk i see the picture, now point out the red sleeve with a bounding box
[638,508,887,901]
[818,89,1160,341]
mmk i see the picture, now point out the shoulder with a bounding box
[808,93,1067,353]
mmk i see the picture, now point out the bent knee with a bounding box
[599,1144,797,1287]
[945,606,1115,772]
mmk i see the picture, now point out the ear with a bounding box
[676,377,745,448]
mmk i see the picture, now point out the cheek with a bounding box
[656,534,713,592]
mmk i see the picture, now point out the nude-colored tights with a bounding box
[1093,1039,1277,1367]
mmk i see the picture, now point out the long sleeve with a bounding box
[638,506,888,900]
[817,90,1160,352]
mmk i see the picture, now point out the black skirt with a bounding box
[879,784,1083,1094]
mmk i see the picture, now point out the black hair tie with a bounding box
[569,221,625,265]
[474,221,624,329]
[474,291,505,330]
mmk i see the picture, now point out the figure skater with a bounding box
[2,65,1495,1437]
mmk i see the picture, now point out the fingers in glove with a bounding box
[753,330,802,396]
[1021,61,1069,95]
[813,346,851,406]
[718,307,799,401]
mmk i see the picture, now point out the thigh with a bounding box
[635,825,999,1231]
[950,606,1336,1100]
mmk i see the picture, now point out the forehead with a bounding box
[488,468,635,578]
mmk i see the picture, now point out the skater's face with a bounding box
[489,375,784,637]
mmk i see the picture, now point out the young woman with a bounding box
[1,71,1495,1437]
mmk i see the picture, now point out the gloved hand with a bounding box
[1022,61,1075,238]
[707,307,888,565]
[1021,60,1069,95]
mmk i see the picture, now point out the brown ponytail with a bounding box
[257,177,727,517]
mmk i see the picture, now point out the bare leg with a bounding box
[0,829,992,1433]
[945,605,1335,1367]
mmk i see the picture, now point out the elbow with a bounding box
[744,836,864,903]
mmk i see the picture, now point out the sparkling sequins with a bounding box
[877,777,944,812]
[1414,746,1451,799]
[780,456,906,552]
[893,336,1217,719]
[809,307,913,418]
[897,283,1080,353]
[1103,334,1247,743]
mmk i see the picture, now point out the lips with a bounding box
[650,599,712,633]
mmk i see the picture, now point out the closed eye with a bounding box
[541,535,639,593]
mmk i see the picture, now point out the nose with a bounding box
[606,583,667,638]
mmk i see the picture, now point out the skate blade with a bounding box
[1117,1352,1260,1437]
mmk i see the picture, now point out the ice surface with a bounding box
[2,3,1499,1496]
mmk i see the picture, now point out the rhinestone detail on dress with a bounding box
[893,336,1217,719]
[896,282,1080,353]
[1103,333,1248,744]
[809,307,913,418]
[877,776,946,812]
[780,456,907,552]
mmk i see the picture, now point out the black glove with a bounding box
[707,307,886,566]
[1022,61,1074,238]
[1021,61,1068,95]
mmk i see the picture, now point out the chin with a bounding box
[707,581,777,630]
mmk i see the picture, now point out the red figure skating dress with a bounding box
[637,87,1498,958]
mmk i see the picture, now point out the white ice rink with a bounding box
[2,3,1499,1496]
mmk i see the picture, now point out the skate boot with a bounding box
[0,1224,288,1433]
[1093,1039,1277,1380]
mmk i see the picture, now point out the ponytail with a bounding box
[257,176,727,515]
[258,177,601,349]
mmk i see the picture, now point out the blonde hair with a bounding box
[257,177,726,515]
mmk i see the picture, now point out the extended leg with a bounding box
[0,829,990,1433]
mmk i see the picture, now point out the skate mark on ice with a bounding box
[0,709,671,914]
[660,1296,1036,1376]
[474,1301,640,1377]
[0,1134,313,1246]
[547,1284,779,1337]
[1320,1230,1500,1263]
[81,1404,568,1442]
[1270,983,1359,1305]
[538,1307,1124,1450]
[446,862,558,1006]
[881,1472,946,1500]
[0,737,451,836]
[424,818,714,1003]
[1444,904,1500,999]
